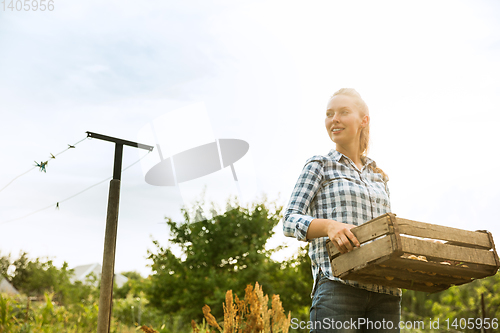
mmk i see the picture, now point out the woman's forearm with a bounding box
[307,218,360,253]
[306,218,335,239]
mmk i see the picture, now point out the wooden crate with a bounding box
[326,213,500,293]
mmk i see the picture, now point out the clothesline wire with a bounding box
[0,150,151,225]
[0,137,89,193]
[53,136,88,157]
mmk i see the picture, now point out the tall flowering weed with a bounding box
[195,282,290,333]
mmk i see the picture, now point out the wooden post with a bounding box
[96,179,121,333]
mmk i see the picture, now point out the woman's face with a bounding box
[325,94,368,147]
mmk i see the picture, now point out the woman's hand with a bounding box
[326,220,360,254]
[306,218,360,254]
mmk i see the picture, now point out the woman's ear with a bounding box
[361,115,369,128]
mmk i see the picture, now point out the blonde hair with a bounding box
[331,88,389,182]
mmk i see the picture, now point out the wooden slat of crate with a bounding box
[381,257,494,279]
[330,235,395,276]
[399,237,497,267]
[341,262,472,285]
[328,213,393,260]
[348,263,474,286]
[341,272,448,293]
[397,218,491,249]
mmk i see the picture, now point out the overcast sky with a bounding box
[1,0,499,277]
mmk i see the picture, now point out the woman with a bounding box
[283,88,401,332]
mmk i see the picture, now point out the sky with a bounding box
[1,0,499,277]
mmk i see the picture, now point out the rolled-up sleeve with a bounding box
[282,160,323,242]
[385,183,391,211]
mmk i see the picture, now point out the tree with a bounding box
[114,271,145,299]
[7,252,92,305]
[0,252,10,279]
[400,272,500,332]
[145,199,286,322]
[429,272,500,331]
[270,244,312,329]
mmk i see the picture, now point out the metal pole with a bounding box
[96,178,121,333]
[112,144,124,181]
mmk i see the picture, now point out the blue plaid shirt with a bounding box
[282,149,401,297]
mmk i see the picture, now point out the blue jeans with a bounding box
[309,272,401,332]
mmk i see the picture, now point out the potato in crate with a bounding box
[326,213,500,292]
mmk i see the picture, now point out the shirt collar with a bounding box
[327,149,375,168]
[328,149,343,162]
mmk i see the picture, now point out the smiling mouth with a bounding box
[332,128,344,132]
